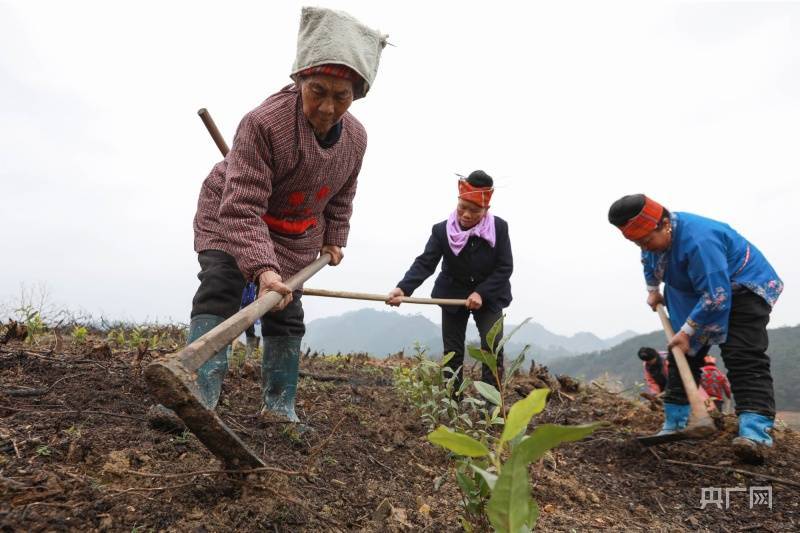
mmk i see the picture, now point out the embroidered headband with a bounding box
[620,196,664,240]
[296,64,362,83]
[458,178,493,208]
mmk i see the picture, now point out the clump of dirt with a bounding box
[520,374,800,531]
[0,321,27,344]
[1,334,798,532]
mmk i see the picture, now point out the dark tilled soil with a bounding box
[1,337,798,532]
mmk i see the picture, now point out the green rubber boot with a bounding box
[148,314,229,431]
[261,336,302,423]
[191,314,229,409]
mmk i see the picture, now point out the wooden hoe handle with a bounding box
[655,304,713,428]
[198,108,230,156]
[302,288,466,306]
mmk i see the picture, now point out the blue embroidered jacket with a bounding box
[642,212,783,354]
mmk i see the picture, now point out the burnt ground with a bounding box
[1,333,799,532]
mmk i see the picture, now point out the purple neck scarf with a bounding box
[446,210,496,256]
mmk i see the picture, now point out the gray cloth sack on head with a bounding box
[290,6,388,98]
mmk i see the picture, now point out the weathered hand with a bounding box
[668,331,691,355]
[647,290,664,311]
[466,292,483,310]
[257,270,293,312]
[321,244,343,266]
[386,287,404,307]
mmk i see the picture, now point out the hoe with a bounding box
[636,304,716,446]
[144,109,465,468]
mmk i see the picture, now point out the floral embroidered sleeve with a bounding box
[641,252,661,291]
[685,240,732,349]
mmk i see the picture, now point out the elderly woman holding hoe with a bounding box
[149,7,387,430]
[387,171,513,390]
[608,194,783,463]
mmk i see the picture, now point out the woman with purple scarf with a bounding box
[387,170,513,387]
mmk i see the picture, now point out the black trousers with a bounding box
[662,290,774,417]
[441,306,504,386]
[190,250,305,338]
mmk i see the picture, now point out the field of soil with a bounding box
[776,411,800,431]
[1,329,799,532]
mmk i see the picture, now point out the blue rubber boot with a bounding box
[732,412,774,464]
[191,314,229,409]
[261,336,302,423]
[656,403,690,436]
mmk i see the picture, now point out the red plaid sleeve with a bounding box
[217,113,280,279]
[322,131,366,247]
[323,157,361,247]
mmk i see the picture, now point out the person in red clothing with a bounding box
[701,356,732,412]
[150,8,388,431]
[189,8,386,425]
[638,346,721,411]
[638,347,668,398]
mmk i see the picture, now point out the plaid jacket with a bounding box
[194,85,367,281]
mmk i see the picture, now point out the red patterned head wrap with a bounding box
[296,64,362,83]
[620,196,664,240]
[458,179,493,208]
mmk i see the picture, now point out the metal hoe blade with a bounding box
[636,418,717,447]
[145,357,265,468]
[144,255,330,468]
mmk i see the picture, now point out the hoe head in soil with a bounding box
[145,355,266,468]
[144,256,330,469]
[636,305,718,447]
[636,417,717,446]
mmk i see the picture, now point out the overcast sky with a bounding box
[1,1,798,338]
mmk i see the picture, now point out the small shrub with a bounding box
[128,327,146,350]
[71,325,89,345]
[393,343,475,433]
[15,306,45,345]
[107,328,126,348]
[35,445,52,457]
[173,430,191,445]
[64,425,82,438]
[399,317,602,532]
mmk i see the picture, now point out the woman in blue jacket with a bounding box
[387,171,513,388]
[609,194,783,462]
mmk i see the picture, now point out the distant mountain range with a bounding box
[303,308,638,361]
[548,325,800,411]
[303,308,800,411]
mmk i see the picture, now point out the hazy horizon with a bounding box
[2,1,798,338]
